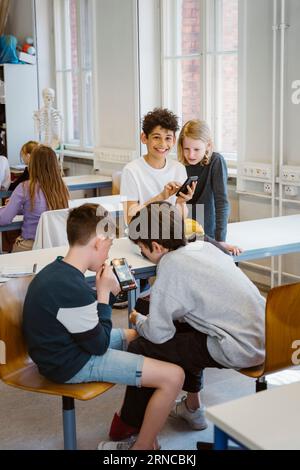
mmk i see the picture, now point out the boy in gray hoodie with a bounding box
[101,202,265,445]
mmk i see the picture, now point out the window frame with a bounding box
[53,0,94,151]
[161,0,238,162]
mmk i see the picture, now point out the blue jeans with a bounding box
[66,328,144,387]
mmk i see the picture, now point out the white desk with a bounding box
[0,238,153,311]
[0,238,153,279]
[68,195,123,212]
[2,214,300,276]
[1,214,300,308]
[2,207,300,263]
[63,174,112,193]
[206,381,300,450]
[227,214,300,262]
[0,215,23,233]
[0,174,112,199]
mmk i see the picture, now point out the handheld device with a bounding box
[111,258,137,292]
[176,176,199,197]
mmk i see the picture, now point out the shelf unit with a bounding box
[0,64,38,166]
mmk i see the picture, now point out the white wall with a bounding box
[93,0,140,153]
[34,0,56,105]
[284,0,300,165]
[138,0,162,157]
[238,0,300,192]
[238,0,300,283]
[139,0,162,118]
[238,0,273,166]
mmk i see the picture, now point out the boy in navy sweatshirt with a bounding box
[23,203,184,451]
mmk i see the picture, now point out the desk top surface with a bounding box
[206,381,300,450]
[227,214,300,260]
[0,174,113,199]
[1,214,300,275]
[63,174,112,185]
[69,194,124,212]
[0,238,154,280]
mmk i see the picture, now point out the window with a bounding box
[162,0,238,159]
[53,0,94,150]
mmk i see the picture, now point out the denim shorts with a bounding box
[65,328,144,387]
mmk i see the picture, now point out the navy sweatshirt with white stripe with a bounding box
[23,258,113,383]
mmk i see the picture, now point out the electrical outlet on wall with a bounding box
[264,183,272,194]
[241,162,272,181]
[281,166,300,182]
[284,185,298,197]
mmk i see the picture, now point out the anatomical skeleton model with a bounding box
[33,88,64,173]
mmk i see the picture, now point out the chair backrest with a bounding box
[33,209,69,250]
[0,276,34,380]
[112,171,122,195]
[264,282,300,374]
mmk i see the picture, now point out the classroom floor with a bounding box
[1,306,299,450]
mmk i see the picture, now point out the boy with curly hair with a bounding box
[120,108,196,223]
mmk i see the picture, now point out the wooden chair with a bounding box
[197,282,300,450]
[239,281,300,392]
[112,170,122,195]
[0,276,114,450]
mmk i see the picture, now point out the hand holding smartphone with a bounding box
[96,264,121,303]
[111,258,137,291]
[175,176,199,197]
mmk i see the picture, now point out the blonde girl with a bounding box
[9,140,39,191]
[178,120,229,241]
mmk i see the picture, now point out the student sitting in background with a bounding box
[0,154,10,190]
[177,120,230,242]
[9,140,39,191]
[0,145,69,252]
[1,142,39,252]
[101,202,265,445]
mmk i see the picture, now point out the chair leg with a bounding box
[62,396,77,450]
[256,376,268,393]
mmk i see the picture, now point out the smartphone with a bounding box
[176,176,199,197]
[111,258,137,292]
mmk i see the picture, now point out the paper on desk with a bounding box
[0,265,36,279]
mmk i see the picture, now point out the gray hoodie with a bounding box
[135,241,265,369]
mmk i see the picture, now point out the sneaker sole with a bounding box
[170,413,208,431]
[189,422,208,431]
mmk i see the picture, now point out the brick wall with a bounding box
[181,0,201,122]
[181,0,238,153]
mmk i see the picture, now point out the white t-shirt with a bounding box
[0,155,10,190]
[120,156,187,206]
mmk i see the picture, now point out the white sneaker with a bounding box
[97,436,136,450]
[170,396,208,430]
